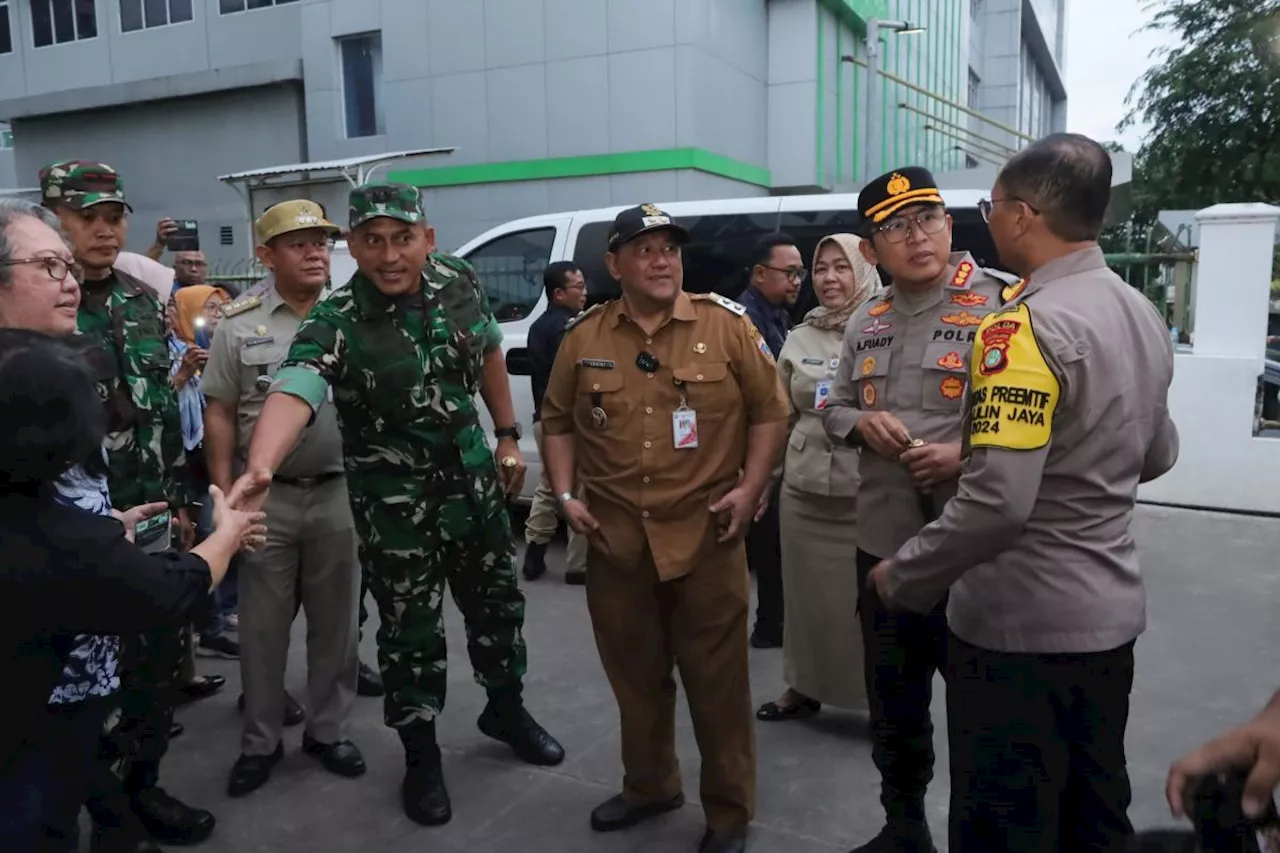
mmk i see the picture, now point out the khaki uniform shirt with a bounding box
[777,323,860,497]
[822,253,1006,558]
[201,277,345,478]
[886,246,1179,654]
[541,291,792,581]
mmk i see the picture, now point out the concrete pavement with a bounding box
[149,504,1280,852]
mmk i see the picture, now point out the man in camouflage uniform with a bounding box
[233,183,564,827]
[41,161,214,849]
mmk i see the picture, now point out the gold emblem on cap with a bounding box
[694,342,706,354]
[255,325,268,336]
[886,173,911,196]
[640,203,662,217]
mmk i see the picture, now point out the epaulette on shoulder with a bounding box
[220,294,261,318]
[564,302,605,333]
[695,292,747,316]
[1001,278,1028,304]
[982,267,1021,286]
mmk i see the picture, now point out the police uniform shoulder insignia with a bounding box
[1002,278,1028,304]
[564,302,604,333]
[968,303,1059,452]
[702,292,747,317]
[221,295,261,318]
[947,259,976,290]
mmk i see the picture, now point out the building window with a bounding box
[29,0,97,46]
[31,0,98,47]
[119,0,191,32]
[968,68,980,110]
[0,128,13,148]
[218,0,297,14]
[0,1,12,54]
[339,32,384,139]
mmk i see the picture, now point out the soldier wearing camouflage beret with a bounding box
[39,159,213,847]
[231,182,564,827]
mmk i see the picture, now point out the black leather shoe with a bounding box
[226,743,284,798]
[357,661,385,697]
[564,570,586,586]
[848,821,936,853]
[302,733,367,778]
[236,691,306,726]
[749,626,782,649]
[477,701,565,766]
[700,828,747,853]
[402,745,451,826]
[590,792,685,832]
[131,786,215,846]
[177,674,225,704]
[168,721,185,739]
[522,542,548,580]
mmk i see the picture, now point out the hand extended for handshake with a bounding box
[116,471,275,555]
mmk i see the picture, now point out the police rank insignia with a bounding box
[940,311,983,327]
[949,260,975,289]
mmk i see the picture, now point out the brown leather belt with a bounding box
[272,472,344,488]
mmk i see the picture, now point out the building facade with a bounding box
[0,0,1066,265]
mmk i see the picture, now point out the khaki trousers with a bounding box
[239,477,360,755]
[525,422,587,575]
[586,543,755,833]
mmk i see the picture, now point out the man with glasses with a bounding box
[868,135,1178,852]
[522,261,589,583]
[739,232,804,649]
[540,204,790,853]
[172,250,209,291]
[822,166,1006,853]
[202,200,369,797]
[39,160,212,848]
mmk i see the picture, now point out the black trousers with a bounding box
[946,632,1136,853]
[855,548,948,822]
[747,489,783,638]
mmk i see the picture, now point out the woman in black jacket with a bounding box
[0,329,266,851]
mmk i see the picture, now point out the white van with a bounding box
[329,189,1001,502]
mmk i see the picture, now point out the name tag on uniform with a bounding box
[580,358,614,369]
[244,336,275,348]
[801,357,825,366]
[672,408,698,449]
[813,380,832,410]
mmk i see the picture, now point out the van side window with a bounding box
[463,228,556,323]
[572,213,781,308]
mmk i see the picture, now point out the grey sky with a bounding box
[1064,0,1180,151]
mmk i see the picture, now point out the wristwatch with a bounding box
[494,423,522,440]
[557,492,576,505]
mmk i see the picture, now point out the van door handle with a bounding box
[506,348,532,376]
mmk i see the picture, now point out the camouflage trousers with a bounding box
[101,624,190,779]
[350,472,527,729]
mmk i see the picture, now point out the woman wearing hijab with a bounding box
[757,233,882,722]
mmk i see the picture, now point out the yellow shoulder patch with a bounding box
[967,304,1059,451]
[563,302,604,333]
[221,295,262,318]
[1002,278,1027,303]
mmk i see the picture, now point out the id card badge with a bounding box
[813,380,832,411]
[672,407,699,449]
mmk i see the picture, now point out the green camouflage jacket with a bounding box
[77,269,190,510]
[272,254,504,498]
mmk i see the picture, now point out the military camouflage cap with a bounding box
[38,160,133,211]
[255,199,341,244]
[348,182,424,230]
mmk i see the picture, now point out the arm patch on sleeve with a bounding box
[967,303,1059,451]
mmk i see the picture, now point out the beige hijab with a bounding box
[805,233,882,332]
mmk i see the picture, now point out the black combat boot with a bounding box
[477,691,565,766]
[521,542,548,580]
[400,722,451,826]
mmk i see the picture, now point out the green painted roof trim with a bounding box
[387,148,772,190]
[817,0,889,37]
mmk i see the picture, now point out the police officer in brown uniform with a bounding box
[868,135,1178,852]
[540,204,790,853]
[822,167,1006,853]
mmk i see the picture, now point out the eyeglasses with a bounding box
[0,256,83,283]
[978,197,1040,223]
[874,208,948,244]
[760,264,808,284]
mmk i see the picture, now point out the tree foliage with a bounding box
[1122,0,1280,219]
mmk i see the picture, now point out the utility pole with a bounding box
[860,19,924,184]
